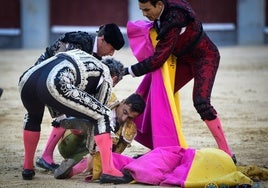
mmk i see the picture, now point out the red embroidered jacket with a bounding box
[130,0,218,77]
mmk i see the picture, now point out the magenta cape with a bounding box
[112,146,252,187]
[127,20,187,149]
[121,20,252,187]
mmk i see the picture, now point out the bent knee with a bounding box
[23,113,42,131]
[193,98,217,121]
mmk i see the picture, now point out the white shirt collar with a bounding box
[157,5,164,20]
[93,36,98,54]
[156,5,164,27]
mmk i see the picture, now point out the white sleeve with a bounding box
[128,67,136,77]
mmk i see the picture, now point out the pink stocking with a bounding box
[205,117,233,156]
[23,130,40,170]
[69,158,88,177]
[94,133,123,177]
[41,126,65,164]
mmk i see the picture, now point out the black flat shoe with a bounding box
[36,157,59,171]
[22,169,35,180]
[232,154,237,164]
[54,159,75,179]
[100,173,132,184]
[0,88,3,98]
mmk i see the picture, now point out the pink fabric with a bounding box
[161,147,195,186]
[127,20,181,149]
[205,117,233,156]
[94,133,123,177]
[70,158,87,177]
[23,130,40,169]
[113,146,195,186]
[42,126,65,164]
[126,20,193,185]
[127,20,154,62]
[112,153,135,171]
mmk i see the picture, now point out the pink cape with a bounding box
[112,146,252,187]
[117,20,252,187]
[127,20,186,149]
[113,146,194,186]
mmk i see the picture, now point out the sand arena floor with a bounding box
[0,46,267,187]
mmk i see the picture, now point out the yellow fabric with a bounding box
[184,148,252,187]
[149,29,187,148]
[113,120,137,153]
[121,121,137,143]
[107,92,119,109]
[92,152,102,180]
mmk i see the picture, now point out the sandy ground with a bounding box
[0,46,268,187]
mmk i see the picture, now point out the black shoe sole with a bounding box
[100,173,131,184]
[22,169,35,180]
[60,117,92,132]
[0,88,3,98]
[36,157,59,171]
[54,159,75,179]
[232,154,237,164]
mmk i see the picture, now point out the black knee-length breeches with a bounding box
[18,50,112,134]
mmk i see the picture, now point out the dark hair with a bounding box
[138,0,162,6]
[102,58,124,82]
[97,25,106,36]
[97,23,125,50]
[124,93,146,114]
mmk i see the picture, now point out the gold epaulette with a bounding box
[107,92,120,109]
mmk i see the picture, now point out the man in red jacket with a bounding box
[124,0,236,163]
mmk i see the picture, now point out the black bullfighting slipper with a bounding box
[22,169,35,180]
[99,173,132,184]
[60,117,92,133]
[122,170,134,183]
[36,157,59,171]
[0,88,3,98]
[232,154,237,164]
[54,158,75,179]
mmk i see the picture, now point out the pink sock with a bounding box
[94,133,123,177]
[205,117,233,156]
[23,130,40,170]
[41,126,65,164]
[69,158,88,177]
[113,153,134,171]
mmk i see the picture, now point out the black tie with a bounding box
[153,19,160,33]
